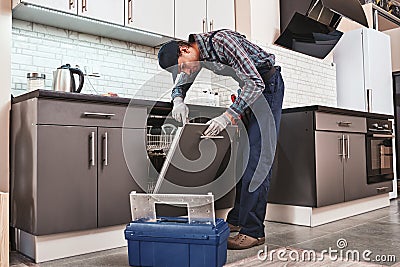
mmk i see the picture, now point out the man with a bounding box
[157,29,284,250]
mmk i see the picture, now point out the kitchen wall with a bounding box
[0,0,11,193]
[11,19,337,109]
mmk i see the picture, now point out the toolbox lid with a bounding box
[125,218,229,244]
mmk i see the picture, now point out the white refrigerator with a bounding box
[333,28,393,115]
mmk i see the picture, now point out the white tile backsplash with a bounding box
[11,19,337,109]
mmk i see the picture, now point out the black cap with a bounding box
[158,40,179,81]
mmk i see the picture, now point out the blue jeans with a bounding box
[227,66,284,238]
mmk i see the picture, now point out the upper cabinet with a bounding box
[13,0,78,14]
[175,0,207,40]
[126,0,174,37]
[207,0,235,32]
[12,0,236,46]
[175,0,235,40]
[78,0,124,25]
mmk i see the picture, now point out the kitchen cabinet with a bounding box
[35,125,98,234]
[315,131,368,206]
[206,0,236,32]
[125,0,174,37]
[97,127,148,228]
[175,0,235,40]
[268,107,393,208]
[12,0,173,47]
[10,97,148,235]
[12,0,77,14]
[78,0,124,25]
[334,28,393,115]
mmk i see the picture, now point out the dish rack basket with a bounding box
[146,124,177,154]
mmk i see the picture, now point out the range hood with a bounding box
[275,12,343,59]
[276,0,368,58]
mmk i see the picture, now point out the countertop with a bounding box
[11,90,394,120]
[11,90,225,115]
[283,105,394,120]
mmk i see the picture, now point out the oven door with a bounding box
[366,133,395,184]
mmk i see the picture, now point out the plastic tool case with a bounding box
[125,193,229,267]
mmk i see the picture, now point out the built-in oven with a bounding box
[366,118,395,184]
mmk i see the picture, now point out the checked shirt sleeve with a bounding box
[171,70,200,100]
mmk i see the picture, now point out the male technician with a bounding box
[157,29,284,250]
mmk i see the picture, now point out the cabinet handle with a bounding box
[83,112,115,118]
[200,135,224,139]
[90,131,95,166]
[346,135,350,159]
[69,0,75,9]
[82,0,87,12]
[337,121,352,127]
[338,137,343,158]
[209,19,214,31]
[376,186,389,193]
[202,18,206,33]
[128,0,133,23]
[103,132,108,166]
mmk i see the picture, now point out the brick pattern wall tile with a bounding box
[11,20,337,109]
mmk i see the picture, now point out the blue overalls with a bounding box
[206,30,285,238]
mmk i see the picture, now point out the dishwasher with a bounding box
[145,105,238,213]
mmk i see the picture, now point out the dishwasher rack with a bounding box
[146,124,177,154]
[146,124,177,193]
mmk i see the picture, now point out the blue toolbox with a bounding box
[125,193,229,267]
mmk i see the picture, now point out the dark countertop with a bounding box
[283,105,394,120]
[11,90,225,114]
[11,90,394,120]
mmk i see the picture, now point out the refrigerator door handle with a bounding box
[366,88,372,113]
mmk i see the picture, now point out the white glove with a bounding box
[204,113,232,136]
[172,97,189,124]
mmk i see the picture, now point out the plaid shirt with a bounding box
[171,29,275,119]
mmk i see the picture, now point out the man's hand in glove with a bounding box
[204,112,232,136]
[172,97,189,124]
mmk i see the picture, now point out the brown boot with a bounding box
[227,233,265,250]
[228,223,241,232]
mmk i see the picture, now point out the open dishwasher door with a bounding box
[153,123,238,205]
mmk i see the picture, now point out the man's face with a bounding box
[177,46,201,75]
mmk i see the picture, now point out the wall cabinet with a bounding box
[125,0,174,37]
[11,98,148,235]
[207,0,235,32]
[78,0,124,25]
[13,0,78,14]
[175,0,235,40]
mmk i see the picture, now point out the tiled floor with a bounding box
[10,199,400,266]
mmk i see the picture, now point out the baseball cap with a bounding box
[158,40,179,81]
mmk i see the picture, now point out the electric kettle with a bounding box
[52,64,85,93]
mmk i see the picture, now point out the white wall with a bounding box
[0,0,12,193]
[11,18,337,109]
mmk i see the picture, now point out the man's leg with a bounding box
[229,68,285,242]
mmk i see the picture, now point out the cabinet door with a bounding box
[97,128,148,227]
[175,0,206,40]
[363,29,394,115]
[20,0,77,13]
[126,0,174,37]
[36,125,97,235]
[78,0,124,25]
[315,131,345,207]
[207,0,235,31]
[343,133,369,201]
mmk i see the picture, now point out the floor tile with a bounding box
[265,228,330,247]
